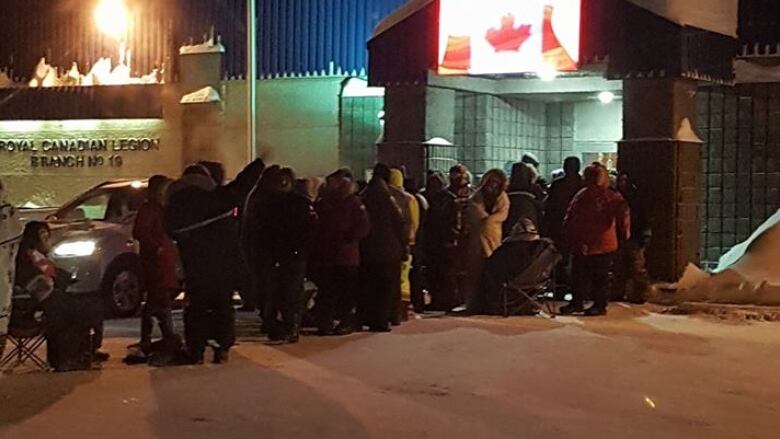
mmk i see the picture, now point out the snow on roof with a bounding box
[424,137,453,146]
[371,0,434,40]
[179,36,226,55]
[675,118,702,143]
[180,86,222,104]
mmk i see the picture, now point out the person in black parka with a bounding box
[166,165,245,364]
[359,164,405,332]
[250,166,318,344]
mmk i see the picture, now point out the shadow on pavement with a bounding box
[147,350,371,439]
[0,370,100,428]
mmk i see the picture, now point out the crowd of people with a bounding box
[0,153,651,371]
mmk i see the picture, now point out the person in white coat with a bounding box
[0,178,23,357]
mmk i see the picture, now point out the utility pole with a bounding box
[247,0,257,161]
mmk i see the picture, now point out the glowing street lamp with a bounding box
[94,0,129,40]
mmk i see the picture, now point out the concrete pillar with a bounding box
[178,48,225,170]
[618,79,702,281]
[379,85,457,185]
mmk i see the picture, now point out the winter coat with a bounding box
[0,184,22,348]
[564,186,630,256]
[252,191,318,263]
[544,175,584,245]
[311,191,370,268]
[388,174,420,249]
[133,201,178,292]
[424,187,473,261]
[504,191,543,237]
[468,191,510,258]
[166,174,246,294]
[360,178,405,264]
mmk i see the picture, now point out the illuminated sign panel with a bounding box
[438,0,581,76]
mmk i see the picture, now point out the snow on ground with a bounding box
[2,307,779,439]
[660,209,780,307]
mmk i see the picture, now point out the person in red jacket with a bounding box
[134,175,179,353]
[310,169,370,335]
[560,163,630,316]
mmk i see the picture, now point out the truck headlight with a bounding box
[53,240,97,257]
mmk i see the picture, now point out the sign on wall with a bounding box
[0,119,178,206]
[438,0,581,76]
[0,138,160,169]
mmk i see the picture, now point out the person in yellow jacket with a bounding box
[388,169,419,324]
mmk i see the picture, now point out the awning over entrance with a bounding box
[369,0,738,86]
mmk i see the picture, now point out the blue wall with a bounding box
[182,0,407,78]
[258,0,406,77]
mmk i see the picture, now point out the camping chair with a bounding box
[502,241,562,319]
[1,287,48,372]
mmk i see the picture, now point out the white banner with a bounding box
[627,0,738,37]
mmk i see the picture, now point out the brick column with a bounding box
[618,79,703,281]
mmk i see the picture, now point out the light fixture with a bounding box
[537,63,559,82]
[53,240,97,257]
[94,0,129,40]
[598,91,616,104]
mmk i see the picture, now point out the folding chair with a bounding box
[502,243,562,319]
[1,289,49,372]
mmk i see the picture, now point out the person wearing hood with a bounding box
[359,164,405,332]
[251,166,318,344]
[462,169,510,313]
[388,168,419,324]
[481,219,558,316]
[544,156,584,244]
[561,163,630,316]
[310,169,370,335]
[133,175,179,356]
[612,171,651,304]
[504,162,544,237]
[424,164,473,311]
[520,152,548,200]
[15,221,93,371]
[166,164,244,364]
[0,178,22,358]
[543,156,584,294]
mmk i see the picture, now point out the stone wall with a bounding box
[697,84,780,266]
[454,93,547,176]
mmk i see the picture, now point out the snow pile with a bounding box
[179,34,225,55]
[27,43,160,88]
[180,86,222,104]
[658,209,780,306]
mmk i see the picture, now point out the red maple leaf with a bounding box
[486,14,532,52]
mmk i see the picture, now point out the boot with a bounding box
[213,348,229,364]
[559,303,584,315]
[584,306,607,317]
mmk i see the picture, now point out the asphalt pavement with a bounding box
[1,305,779,439]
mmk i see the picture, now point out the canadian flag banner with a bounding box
[438,0,581,76]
